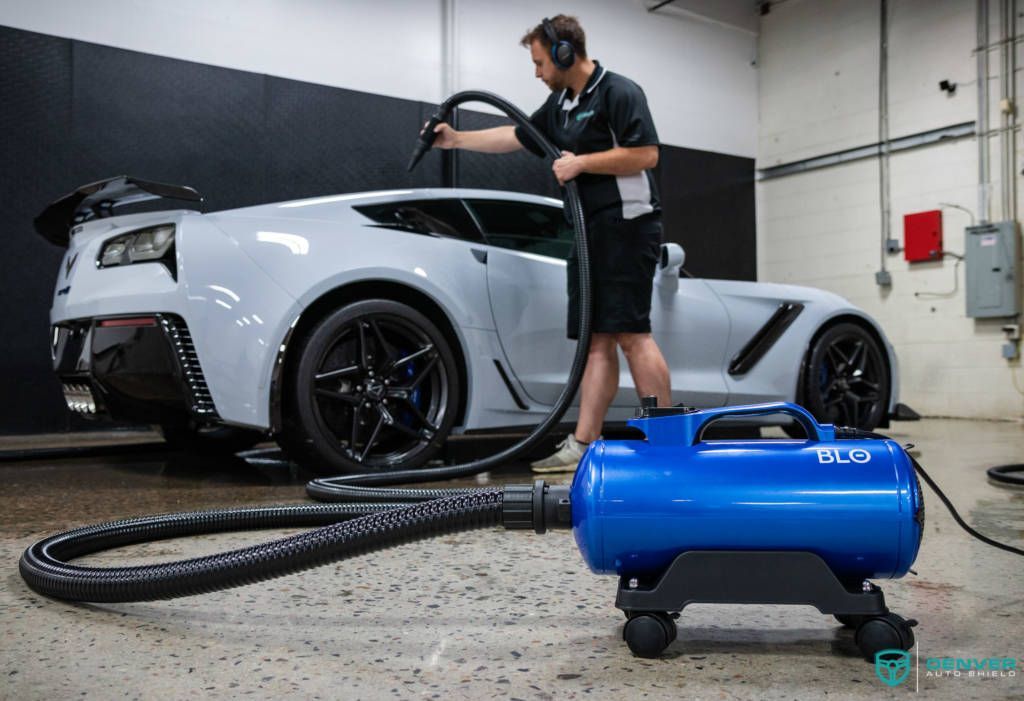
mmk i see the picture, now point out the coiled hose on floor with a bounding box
[20,90,585,602]
[19,479,571,602]
[20,492,500,602]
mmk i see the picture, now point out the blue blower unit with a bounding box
[568,402,924,659]
[571,402,923,579]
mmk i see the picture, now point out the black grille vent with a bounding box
[158,314,219,417]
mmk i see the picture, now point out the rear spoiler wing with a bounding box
[34,175,203,247]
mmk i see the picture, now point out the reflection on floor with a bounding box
[1,418,1022,700]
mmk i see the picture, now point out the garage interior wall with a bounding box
[0,1,759,434]
[758,0,1024,420]
[0,0,758,154]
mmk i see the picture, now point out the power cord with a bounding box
[910,451,1024,557]
[837,427,1024,557]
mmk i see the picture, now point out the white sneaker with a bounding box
[530,434,589,473]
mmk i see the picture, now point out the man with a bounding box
[429,14,671,472]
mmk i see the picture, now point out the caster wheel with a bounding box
[855,613,916,661]
[834,613,867,629]
[623,612,677,658]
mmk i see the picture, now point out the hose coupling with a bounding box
[502,480,572,534]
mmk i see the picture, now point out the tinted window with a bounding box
[465,199,573,259]
[354,199,482,241]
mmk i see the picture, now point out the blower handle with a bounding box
[690,402,833,444]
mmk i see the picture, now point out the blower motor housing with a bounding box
[570,402,923,582]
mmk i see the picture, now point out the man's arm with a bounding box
[431,123,523,154]
[552,145,658,185]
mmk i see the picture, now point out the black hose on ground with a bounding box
[987,464,1024,487]
[19,479,572,602]
[20,491,501,602]
[305,481,484,503]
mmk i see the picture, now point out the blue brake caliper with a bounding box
[400,355,420,429]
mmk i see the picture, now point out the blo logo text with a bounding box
[816,448,872,464]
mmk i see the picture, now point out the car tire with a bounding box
[800,322,889,430]
[160,422,265,455]
[281,299,460,475]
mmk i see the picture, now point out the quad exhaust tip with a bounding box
[62,383,97,414]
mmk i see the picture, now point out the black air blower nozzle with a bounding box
[407,113,444,172]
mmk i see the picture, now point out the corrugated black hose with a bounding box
[20,492,500,602]
[19,481,570,602]
[20,91,583,602]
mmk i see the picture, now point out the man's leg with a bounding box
[574,332,619,443]
[530,332,618,472]
[616,332,671,406]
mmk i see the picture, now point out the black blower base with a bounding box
[615,551,917,660]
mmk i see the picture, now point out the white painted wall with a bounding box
[453,0,758,155]
[0,0,758,155]
[757,0,1024,420]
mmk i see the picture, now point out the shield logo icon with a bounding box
[875,649,912,687]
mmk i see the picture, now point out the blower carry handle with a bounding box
[690,402,833,444]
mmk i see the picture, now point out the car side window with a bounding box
[464,199,573,260]
[353,199,483,242]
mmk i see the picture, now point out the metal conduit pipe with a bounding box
[979,0,992,224]
[1005,0,1017,221]
[1001,0,1010,221]
[876,0,892,287]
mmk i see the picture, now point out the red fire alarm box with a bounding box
[903,210,943,262]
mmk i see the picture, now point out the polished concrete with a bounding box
[1,419,1022,700]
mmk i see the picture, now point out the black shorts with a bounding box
[566,210,662,340]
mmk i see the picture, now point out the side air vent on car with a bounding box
[158,314,219,418]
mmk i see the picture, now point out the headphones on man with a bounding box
[542,17,575,70]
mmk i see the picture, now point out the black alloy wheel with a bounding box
[283,299,459,475]
[802,323,889,430]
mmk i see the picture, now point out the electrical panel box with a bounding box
[903,210,943,262]
[965,221,1020,318]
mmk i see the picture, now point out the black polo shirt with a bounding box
[514,62,660,221]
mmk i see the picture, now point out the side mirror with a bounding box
[656,243,684,293]
[659,242,684,272]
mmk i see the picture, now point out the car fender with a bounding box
[207,214,499,432]
[176,217,300,429]
[706,279,899,410]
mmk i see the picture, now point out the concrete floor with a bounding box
[1,419,1022,700]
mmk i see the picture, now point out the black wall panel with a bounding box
[449,109,560,199]
[264,77,432,197]
[72,43,269,213]
[0,25,754,435]
[655,147,756,282]
[0,27,75,435]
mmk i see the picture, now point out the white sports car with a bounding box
[39,176,903,473]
